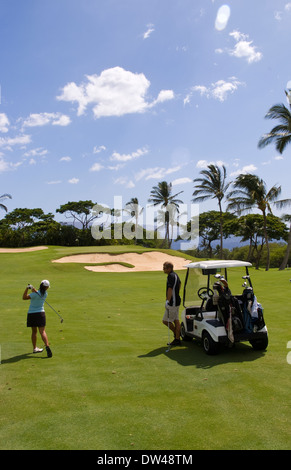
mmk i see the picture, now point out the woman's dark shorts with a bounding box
[27,312,46,327]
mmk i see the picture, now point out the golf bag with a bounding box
[242,287,265,333]
[214,283,243,334]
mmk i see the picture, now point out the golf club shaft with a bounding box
[43,298,63,321]
[166,310,171,352]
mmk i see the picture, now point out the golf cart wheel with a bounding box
[180,322,192,341]
[202,331,219,355]
[250,335,268,351]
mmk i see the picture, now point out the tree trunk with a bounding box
[247,236,253,261]
[263,211,270,271]
[219,201,223,259]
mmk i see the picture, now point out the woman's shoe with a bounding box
[46,346,53,358]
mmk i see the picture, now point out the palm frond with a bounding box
[0,193,12,201]
[265,103,291,122]
[276,134,291,154]
[266,185,281,202]
[273,198,291,210]
[259,102,291,154]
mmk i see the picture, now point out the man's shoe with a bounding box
[46,346,53,358]
[170,338,181,346]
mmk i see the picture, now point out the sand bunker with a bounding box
[53,251,191,272]
[0,246,48,253]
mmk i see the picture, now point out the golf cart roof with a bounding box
[185,260,252,270]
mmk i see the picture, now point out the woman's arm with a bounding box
[22,285,37,300]
[22,287,31,300]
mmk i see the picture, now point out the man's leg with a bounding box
[162,319,175,333]
[174,319,181,340]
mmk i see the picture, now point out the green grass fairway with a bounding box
[1,246,291,450]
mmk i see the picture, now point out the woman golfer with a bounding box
[23,280,53,357]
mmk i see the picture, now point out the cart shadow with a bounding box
[138,340,266,369]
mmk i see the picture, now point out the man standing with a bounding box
[162,262,181,346]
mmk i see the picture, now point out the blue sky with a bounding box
[0,0,290,225]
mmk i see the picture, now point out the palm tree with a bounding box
[227,174,291,270]
[258,99,291,154]
[148,181,183,247]
[192,164,230,258]
[0,193,12,213]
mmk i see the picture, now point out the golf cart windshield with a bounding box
[183,260,252,308]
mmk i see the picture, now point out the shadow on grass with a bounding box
[138,340,267,369]
[1,352,49,364]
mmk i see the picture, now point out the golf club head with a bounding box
[60,318,64,323]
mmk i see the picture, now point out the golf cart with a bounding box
[180,260,268,355]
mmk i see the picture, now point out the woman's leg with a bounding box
[39,327,52,357]
[31,327,37,349]
[38,326,49,347]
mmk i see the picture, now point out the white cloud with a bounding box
[107,163,125,171]
[0,158,10,172]
[60,156,72,162]
[188,77,244,103]
[93,145,106,154]
[229,30,262,63]
[143,24,155,39]
[196,160,210,169]
[90,162,104,172]
[135,165,181,181]
[172,177,192,186]
[68,177,79,184]
[22,112,71,127]
[57,67,174,118]
[114,176,135,188]
[151,90,175,106]
[229,30,248,42]
[0,156,25,172]
[52,114,71,126]
[0,134,31,149]
[47,180,62,185]
[196,160,225,169]
[110,147,148,162]
[275,3,291,20]
[212,79,243,101]
[0,114,10,133]
[23,147,48,157]
[230,164,257,177]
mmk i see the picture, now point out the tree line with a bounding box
[0,178,290,271]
